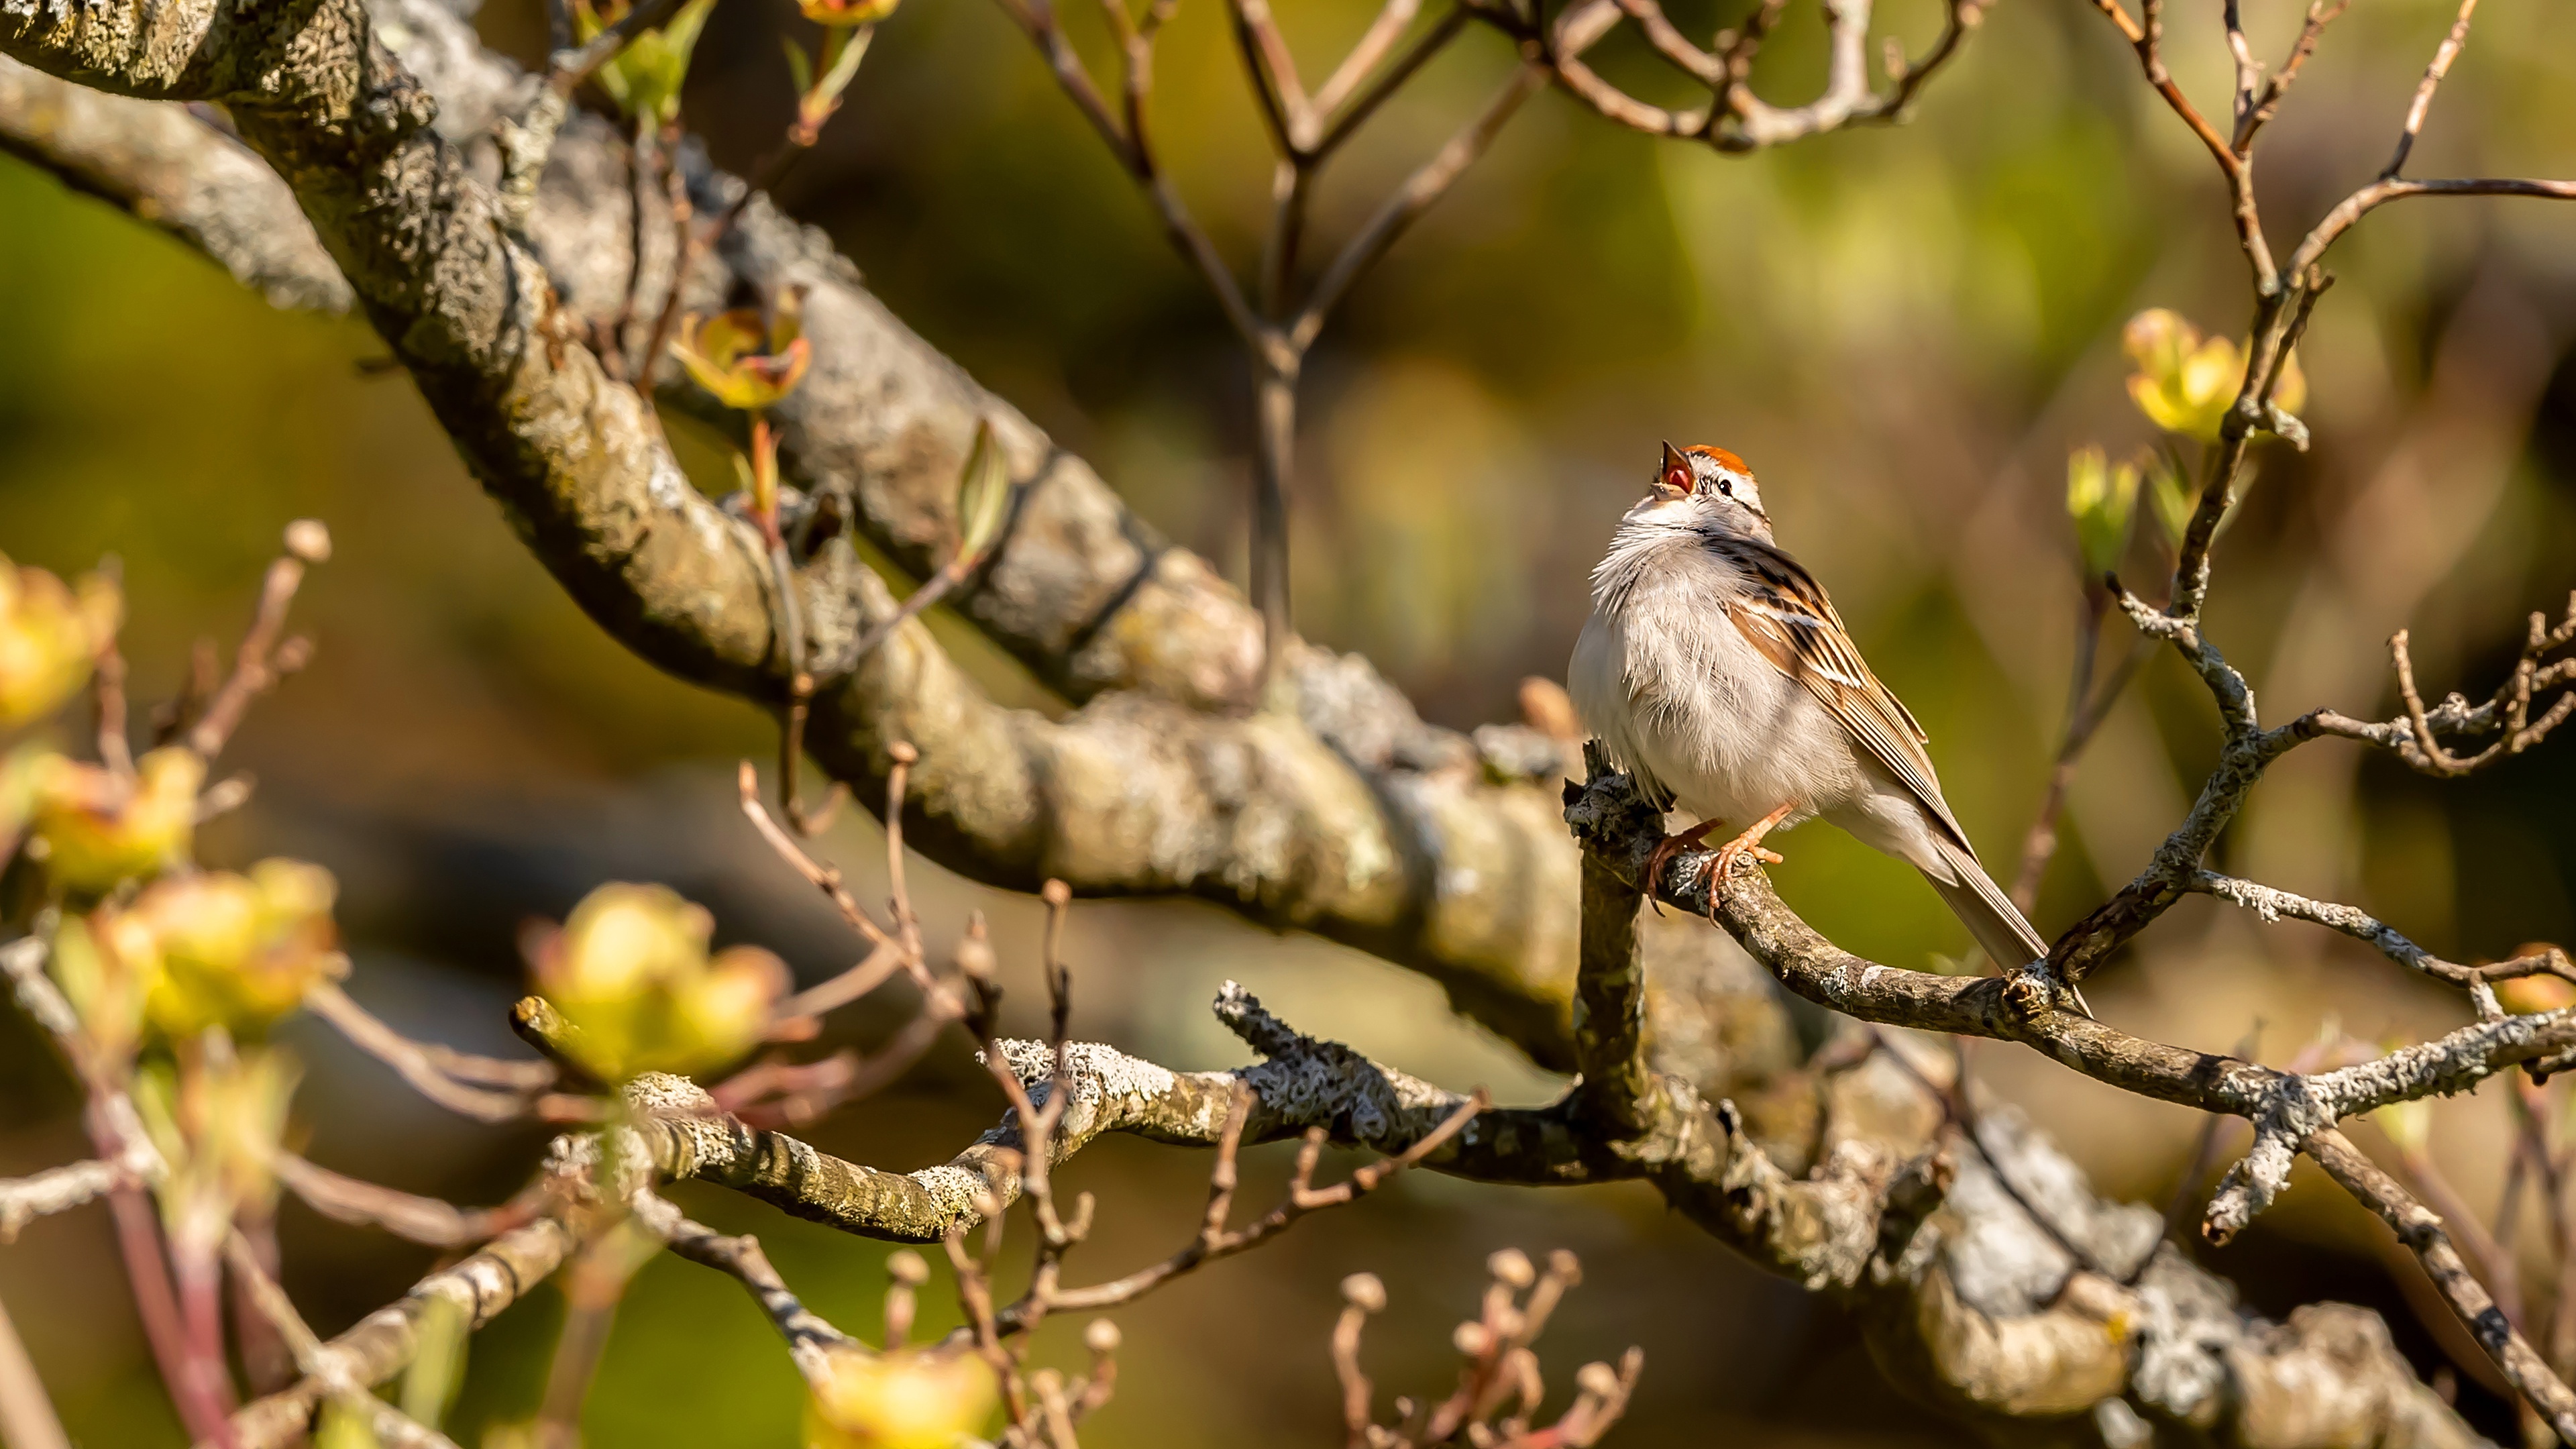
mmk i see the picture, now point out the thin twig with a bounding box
[2235,0,2347,150]
[0,1158,129,1240]
[2011,606,2150,912]
[94,637,133,778]
[304,981,555,1122]
[274,1155,541,1249]
[735,763,897,953]
[2311,1128,2576,1439]
[1311,0,1424,116]
[1289,63,1547,352]
[2383,0,2479,179]
[186,524,327,760]
[998,1089,1485,1326]
[222,1234,460,1449]
[0,1290,70,1449]
[629,1192,854,1384]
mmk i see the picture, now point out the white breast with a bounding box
[1568,535,1864,832]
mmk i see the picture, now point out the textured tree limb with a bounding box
[0,1158,127,1240]
[2312,1128,2576,1441]
[1571,761,1654,1134]
[274,1152,543,1248]
[2190,871,2572,1009]
[557,955,2475,1444]
[0,61,347,311]
[1564,765,2576,1185]
[519,973,1885,1293]
[627,1189,855,1385]
[0,2,2525,1440]
[0,0,1604,1071]
[222,1233,463,1449]
[0,0,2005,1067]
[219,1216,576,1449]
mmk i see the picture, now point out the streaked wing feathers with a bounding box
[1719,539,1976,859]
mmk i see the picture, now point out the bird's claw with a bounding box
[1642,820,1717,913]
[1700,838,1785,922]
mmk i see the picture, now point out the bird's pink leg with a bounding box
[1702,802,1796,919]
[1641,818,1719,913]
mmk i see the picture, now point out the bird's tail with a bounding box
[1919,838,2089,1014]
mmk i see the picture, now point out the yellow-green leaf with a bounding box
[955,420,1011,561]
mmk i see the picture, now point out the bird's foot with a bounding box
[1642,820,1719,913]
[1699,804,1796,922]
[2010,959,2094,1020]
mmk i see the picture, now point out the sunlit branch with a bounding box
[2311,1130,2576,1442]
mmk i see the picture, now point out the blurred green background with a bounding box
[3,0,2575,1440]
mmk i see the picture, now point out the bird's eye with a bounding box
[1717,478,1733,497]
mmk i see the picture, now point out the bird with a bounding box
[1568,441,2080,1011]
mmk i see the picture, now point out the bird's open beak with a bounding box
[1656,441,1689,498]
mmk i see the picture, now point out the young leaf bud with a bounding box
[1340,1273,1387,1313]
[806,1347,998,1449]
[32,747,204,894]
[0,557,118,727]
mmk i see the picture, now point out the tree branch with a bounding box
[223,1218,578,1449]
[2311,1128,2576,1440]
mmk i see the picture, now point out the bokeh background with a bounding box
[3,0,2575,1439]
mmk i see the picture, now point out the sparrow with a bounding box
[1569,442,2076,1008]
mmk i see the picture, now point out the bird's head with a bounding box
[1639,441,1770,540]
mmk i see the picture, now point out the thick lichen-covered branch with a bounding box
[0,0,1589,1069]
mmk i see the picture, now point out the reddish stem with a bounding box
[103,1189,235,1447]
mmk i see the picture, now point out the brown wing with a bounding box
[1716,538,1978,860]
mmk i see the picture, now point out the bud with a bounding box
[2064,446,2141,577]
[282,519,333,566]
[798,0,898,24]
[1340,1272,1386,1313]
[138,859,341,1038]
[2375,1095,2433,1156]
[134,1044,300,1258]
[952,914,996,985]
[1574,1361,1621,1399]
[30,747,205,894]
[885,1249,930,1287]
[528,882,788,1081]
[1546,1248,1582,1285]
[1451,1321,1492,1358]
[48,909,164,1061]
[2143,456,2192,544]
[0,744,44,842]
[670,297,812,413]
[1486,1248,1535,1289]
[953,421,1012,564]
[1083,1318,1121,1355]
[575,0,719,126]
[806,1347,999,1449]
[2122,308,2306,443]
[0,558,119,727]
[2496,971,2576,1017]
